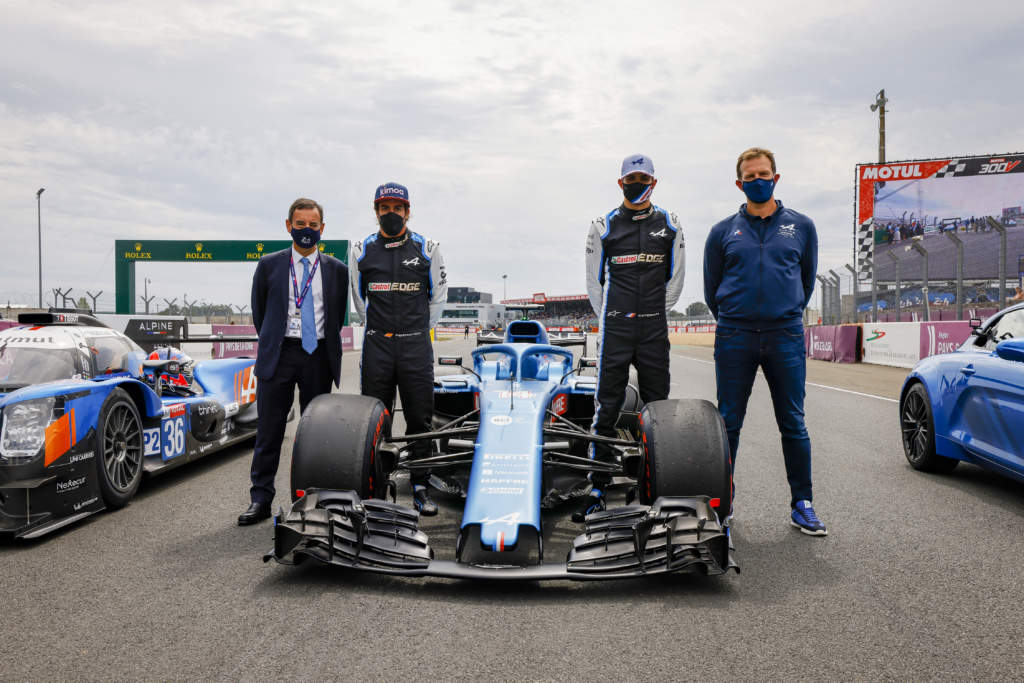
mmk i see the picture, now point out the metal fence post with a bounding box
[910,239,929,322]
[844,263,859,323]
[945,232,963,319]
[886,251,901,321]
[816,275,829,324]
[829,269,842,323]
[987,217,1007,309]
[863,257,877,323]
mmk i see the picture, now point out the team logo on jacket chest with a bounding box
[368,282,422,292]
[610,253,666,265]
[778,223,797,238]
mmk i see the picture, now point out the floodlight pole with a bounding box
[36,188,45,308]
[910,240,929,322]
[870,89,888,163]
[945,232,964,319]
[502,274,508,302]
[886,251,901,321]
[844,264,859,323]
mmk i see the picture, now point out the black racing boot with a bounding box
[571,488,606,523]
[412,485,438,516]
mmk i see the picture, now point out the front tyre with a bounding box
[637,399,731,513]
[900,382,958,473]
[290,394,391,501]
[96,388,144,508]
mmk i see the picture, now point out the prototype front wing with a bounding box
[264,489,737,580]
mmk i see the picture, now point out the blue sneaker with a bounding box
[790,500,827,536]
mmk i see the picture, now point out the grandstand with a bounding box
[872,222,1024,282]
[501,293,595,327]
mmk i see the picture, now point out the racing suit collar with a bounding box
[620,204,656,221]
[381,231,410,248]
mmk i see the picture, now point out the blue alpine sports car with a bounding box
[267,319,736,580]
[900,303,1024,483]
[0,311,259,538]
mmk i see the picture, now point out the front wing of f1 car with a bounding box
[265,489,734,580]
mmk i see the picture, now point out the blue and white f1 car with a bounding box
[899,303,1024,483]
[0,312,258,538]
[267,320,736,580]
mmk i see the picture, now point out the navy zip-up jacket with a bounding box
[703,200,817,330]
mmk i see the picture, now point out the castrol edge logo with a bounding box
[610,253,665,264]
[368,282,422,292]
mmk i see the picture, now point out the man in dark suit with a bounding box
[238,197,349,525]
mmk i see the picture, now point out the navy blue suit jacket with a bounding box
[250,248,349,385]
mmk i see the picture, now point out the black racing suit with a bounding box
[350,230,447,486]
[585,204,685,486]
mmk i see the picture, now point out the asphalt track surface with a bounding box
[4,338,1023,681]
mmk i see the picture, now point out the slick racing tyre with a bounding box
[637,398,731,514]
[96,388,144,508]
[290,394,392,501]
[900,382,958,474]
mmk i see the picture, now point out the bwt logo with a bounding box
[368,282,421,292]
[861,164,924,180]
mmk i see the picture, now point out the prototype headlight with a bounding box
[1,397,56,461]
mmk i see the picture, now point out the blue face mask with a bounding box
[291,226,322,249]
[741,178,775,204]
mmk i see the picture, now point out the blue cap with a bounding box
[620,154,655,179]
[374,182,410,205]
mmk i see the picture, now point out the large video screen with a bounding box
[855,154,1024,287]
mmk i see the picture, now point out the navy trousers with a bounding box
[713,324,812,507]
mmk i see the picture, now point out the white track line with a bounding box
[674,354,899,403]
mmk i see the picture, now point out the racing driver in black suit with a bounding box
[350,182,448,515]
[580,153,685,521]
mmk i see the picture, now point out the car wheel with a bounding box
[96,388,144,508]
[637,398,731,513]
[900,383,958,473]
[290,394,391,501]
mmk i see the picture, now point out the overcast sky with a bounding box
[2,0,1022,314]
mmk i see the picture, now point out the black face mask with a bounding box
[622,181,653,204]
[379,212,405,237]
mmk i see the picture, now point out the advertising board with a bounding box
[862,322,921,368]
[855,153,1024,287]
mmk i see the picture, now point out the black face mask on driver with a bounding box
[622,181,653,204]
[379,212,405,237]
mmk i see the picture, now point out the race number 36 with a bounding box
[162,415,187,460]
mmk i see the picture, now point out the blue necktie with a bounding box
[300,257,317,354]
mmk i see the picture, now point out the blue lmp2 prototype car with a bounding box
[900,303,1024,483]
[266,319,736,580]
[0,312,259,538]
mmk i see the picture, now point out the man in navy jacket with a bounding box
[703,148,826,536]
[239,197,349,525]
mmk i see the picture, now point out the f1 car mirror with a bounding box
[438,356,463,366]
[579,357,598,368]
[969,318,983,333]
